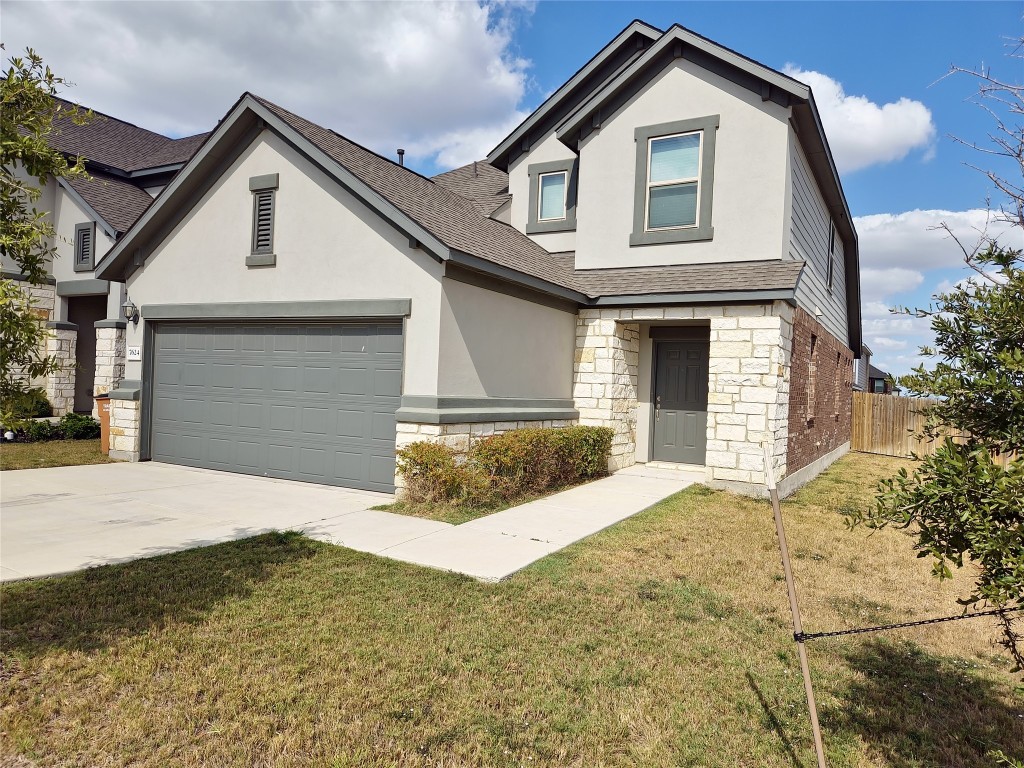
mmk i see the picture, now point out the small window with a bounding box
[645,132,701,230]
[526,159,576,234]
[537,171,567,221]
[74,222,95,272]
[807,333,818,424]
[826,220,836,293]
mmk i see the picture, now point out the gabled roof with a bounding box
[49,98,209,175]
[62,172,155,236]
[95,92,810,308]
[432,161,510,216]
[486,20,662,169]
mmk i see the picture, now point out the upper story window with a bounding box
[826,220,836,293]
[645,132,701,229]
[526,159,576,234]
[74,222,95,272]
[248,173,279,267]
[538,171,568,221]
[631,115,719,247]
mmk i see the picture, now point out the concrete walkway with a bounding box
[1,462,699,583]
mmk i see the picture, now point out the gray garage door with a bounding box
[150,322,402,492]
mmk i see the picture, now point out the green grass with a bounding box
[1,453,1021,766]
[0,439,114,471]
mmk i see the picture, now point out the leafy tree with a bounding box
[844,48,1024,670]
[0,46,89,424]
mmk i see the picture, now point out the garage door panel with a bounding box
[151,322,402,492]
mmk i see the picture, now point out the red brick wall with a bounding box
[787,306,854,473]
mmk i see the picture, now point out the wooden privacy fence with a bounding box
[851,392,1017,467]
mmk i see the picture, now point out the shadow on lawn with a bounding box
[0,530,318,657]
[824,639,1024,767]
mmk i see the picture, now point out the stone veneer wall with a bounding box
[574,302,794,492]
[108,398,141,461]
[92,325,127,418]
[7,280,55,388]
[44,326,77,416]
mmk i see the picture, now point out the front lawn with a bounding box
[2,452,1021,766]
[0,439,114,471]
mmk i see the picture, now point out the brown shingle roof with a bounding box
[64,172,155,235]
[48,98,208,173]
[562,257,806,298]
[255,95,806,302]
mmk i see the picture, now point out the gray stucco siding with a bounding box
[437,275,576,400]
[121,130,446,398]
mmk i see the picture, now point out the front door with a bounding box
[652,340,709,464]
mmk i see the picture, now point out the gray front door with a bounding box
[149,322,403,493]
[652,340,709,464]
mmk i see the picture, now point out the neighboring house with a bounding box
[2,99,207,416]
[853,344,872,392]
[95,21,862,497]
[868,364,898,395]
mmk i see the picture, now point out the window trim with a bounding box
[526,159,576,234]
[248,173,278,267]
[73,222,95,273]
[631,115,718,247]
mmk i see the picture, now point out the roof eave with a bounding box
[447,249,588,304]
[587,288,797,307]
[556,24,809,149]
[55,178,119,239]
[485,20,662,167]
[96,94,451,281]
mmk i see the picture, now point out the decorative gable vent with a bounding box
[252,190,274,253]
[74,222,95,272]
[248,173,279,266]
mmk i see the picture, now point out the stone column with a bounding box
[108,397,141,461]
[92,320,127,418]
[573,310,640,470]
[44,322,78,415]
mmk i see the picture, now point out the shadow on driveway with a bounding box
[0,530,319,657]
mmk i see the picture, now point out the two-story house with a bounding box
[3,100,207,416]
[94,21,861,497]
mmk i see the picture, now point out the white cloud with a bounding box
[2,0,536,170]
[783,65,936,173]
[855,208,1022,272]
[860,267,923,302]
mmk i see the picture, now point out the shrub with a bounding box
[24,419,60,442]
[59,412,101,440]
[471,428,558,500]
[2,387,53,418]
[396,441,491,506]
[396,425,614,507]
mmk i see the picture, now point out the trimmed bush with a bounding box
[25,419,61,442]
[59,412,101,440]
[396,441,491,506]
[396,425,614,507]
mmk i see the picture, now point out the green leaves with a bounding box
[0,46,91,422]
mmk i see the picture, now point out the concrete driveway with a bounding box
[0,462,394,581]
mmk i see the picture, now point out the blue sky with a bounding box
[5,1,1022,376]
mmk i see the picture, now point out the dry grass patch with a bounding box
[0,439,114,471]
[1,452,1021,767]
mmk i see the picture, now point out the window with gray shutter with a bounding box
[248,173,279,267]
[74,222,95,272]
[826,220,836,293]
